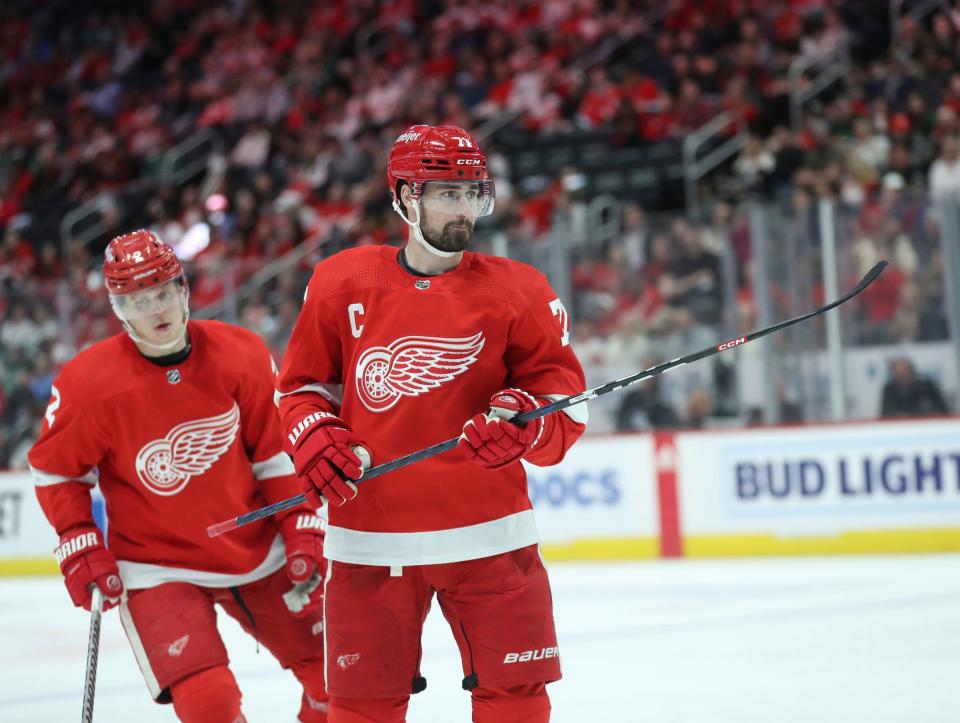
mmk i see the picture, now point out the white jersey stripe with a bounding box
[322,559,333,693]
[274,383,342,408]
[542,393,589,425]
[118,534,286,590]
[323,510,540,566]
[251,451,295,479]
[29,464,98,487]
[119,595,163,699]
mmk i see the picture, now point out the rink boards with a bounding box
[2,417,960,573]
[529,417,960,559]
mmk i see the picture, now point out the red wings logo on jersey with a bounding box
[355,332,485,412]
[134,404,240,495]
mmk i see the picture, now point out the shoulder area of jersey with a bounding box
[470,253,553,295]
[306,245,393,293]
[194,319,271,359]
[195,318,260,343]
[314,245,385,272]
[54,332,136,395]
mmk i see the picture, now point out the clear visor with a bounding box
[418,180,495,219]
[110,279,186,321]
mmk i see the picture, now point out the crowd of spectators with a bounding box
[2,0,960,465]
[565,190,954,433]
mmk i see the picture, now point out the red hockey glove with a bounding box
[281,512,325,584]
[290,412,371,508]
[458,389,545,470]
[55,527,123,611]
[279,512,326,616]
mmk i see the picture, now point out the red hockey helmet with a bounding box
[102,229,183,295]
[386,124,494,216]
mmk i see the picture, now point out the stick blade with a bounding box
[859,260,888,289]
[207,518,238,538]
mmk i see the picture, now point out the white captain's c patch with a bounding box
[134,403,240,495]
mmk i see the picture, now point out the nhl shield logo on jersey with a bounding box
[134,404,240,495]
[355,332,485,413]
[166,369,181,384]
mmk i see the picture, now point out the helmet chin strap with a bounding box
[391,198,460,259]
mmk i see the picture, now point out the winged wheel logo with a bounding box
[355,332,485,412]
[135,404,240,495]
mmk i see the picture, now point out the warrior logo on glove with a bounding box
[54,527,124,611]
[287,414,372,508]
[280,512,326,616]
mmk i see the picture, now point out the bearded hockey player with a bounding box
[276,125,588,722]
[29,230,330,722]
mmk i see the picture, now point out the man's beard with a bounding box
[423,219,474,252]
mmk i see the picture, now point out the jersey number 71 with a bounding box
[548,298,570,347]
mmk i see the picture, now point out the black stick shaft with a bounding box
[81,587,104,723]
[208,260,887,537]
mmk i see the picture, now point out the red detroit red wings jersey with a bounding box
[277,246,587,566]
[29,321,301,589]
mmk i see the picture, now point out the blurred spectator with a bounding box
[231,122,272,168]
[734,135,775,194]
[799,8,849,62]
[659,220,722,324]
[648,306,716,362]
[673,79,714,134]
[880,357,949,418]
[765,127,806,193]
[0,228,35,282]
[618,203,649,272]
[847,117,890,174]
[857,259,908,344]
[682,387,714,429]
[928,136,960,200]
[577,68,621,129]
[1,301,42,353]
[33,243,64,280]
[615,372,680,432]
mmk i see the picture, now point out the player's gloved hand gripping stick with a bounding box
[208,260,887,538]
[459,388,544,468]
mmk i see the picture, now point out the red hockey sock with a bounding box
[299,690,330,722]
[291,658,330,722]
[171,665,244,723]
[471,682,551,723]
[328,695,409,723]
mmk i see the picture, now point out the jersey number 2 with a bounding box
[549,299,570,347]
[45,385,61,428]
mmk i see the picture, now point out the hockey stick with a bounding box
[208,259,887,538]
[81,587,104,723]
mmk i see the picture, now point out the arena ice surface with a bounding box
[2,556,958,723]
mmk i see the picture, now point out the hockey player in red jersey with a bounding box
[277,125,588,722]
[29,230,330,722]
